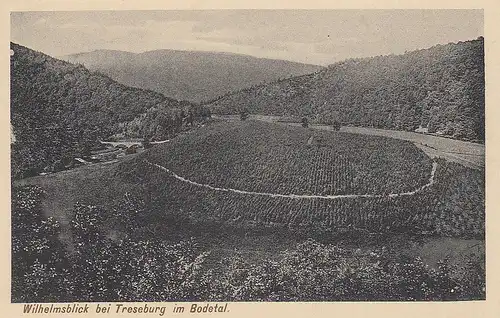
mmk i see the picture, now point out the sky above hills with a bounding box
[11,10,483,66]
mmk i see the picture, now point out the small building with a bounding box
[125,144,139,155]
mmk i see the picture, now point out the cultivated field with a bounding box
[118,120,484,238]
[144,121,433,196]
[17,120,484,238]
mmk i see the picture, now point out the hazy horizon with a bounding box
[11,10,483,66]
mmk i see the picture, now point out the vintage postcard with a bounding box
[2,1,499,318]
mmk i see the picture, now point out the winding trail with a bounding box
[144,159,438,200]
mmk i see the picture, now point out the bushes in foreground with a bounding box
[212,240,484,301]
[12,186,485,302]
[11,186,70,302]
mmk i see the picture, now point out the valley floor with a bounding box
[12,119,485,301]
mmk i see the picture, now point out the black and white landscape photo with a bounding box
[10,10,485,302]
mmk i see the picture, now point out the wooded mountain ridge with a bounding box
[61,49,323,103]
[207,37,485,142]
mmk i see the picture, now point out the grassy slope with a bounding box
[120,121,482,238]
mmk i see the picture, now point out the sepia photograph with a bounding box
[10,9,485,303]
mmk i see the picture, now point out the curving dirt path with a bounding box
[144,159,437,200]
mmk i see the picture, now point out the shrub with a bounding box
[11,186,71,302]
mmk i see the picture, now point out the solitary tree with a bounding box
[186,110,194,126]
[240,110,249,121]
[332,120,341,131]
[301,117,309,128]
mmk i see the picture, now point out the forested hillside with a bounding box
[62,49,323,102]
[10,43,209,178]
[208,37,484,142]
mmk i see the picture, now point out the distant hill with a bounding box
[10,43,208,178]
[207,38,485,142]
[61,49,324,102]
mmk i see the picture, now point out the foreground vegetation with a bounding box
[12,186,485,302]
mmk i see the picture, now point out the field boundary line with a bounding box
[143,159,437,200]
